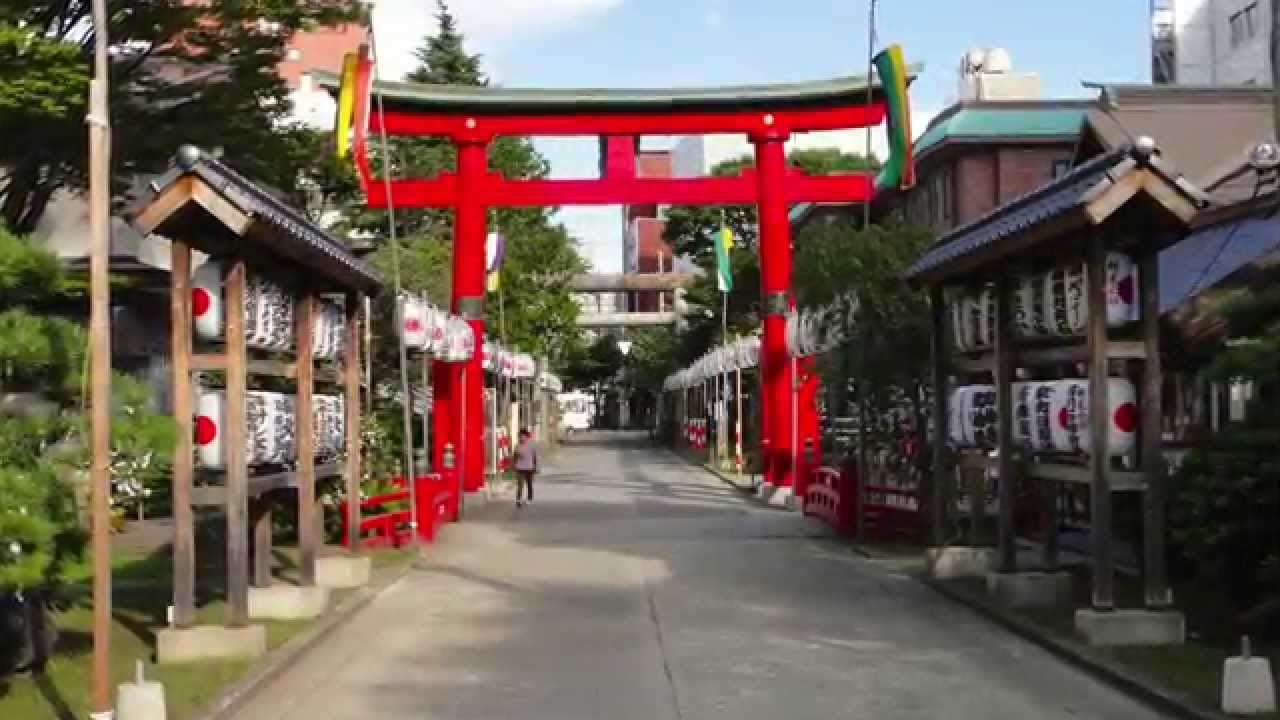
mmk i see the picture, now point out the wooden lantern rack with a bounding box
[906,143,1207,612]
[131,146,382,628]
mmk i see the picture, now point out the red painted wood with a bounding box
[362,171,875,208]
[453,141,488,493]
[602,135,637,180]
[754,135,793,489]
[372,104,885,138]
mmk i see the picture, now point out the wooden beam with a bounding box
[295,292,318,586]
[951,340,1146,376]
[1023,462,1145,492]
[1083,169,1148,225]
[223,258,250,626]
[189,463,344,506]
[1140,250,1173,608]
[344,293,363,553]
[1143,172,1199,225]
[929,287,949,547]
[909,212,1088,287]
[190,178,253,236]
[994,277,1017,573]
[170,239,196,627]
[190,354,341,384]
[132,176,194,236]
[1087,233,1115,610]
[252,496,273,588]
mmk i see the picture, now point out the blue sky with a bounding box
[374,0,1151,271]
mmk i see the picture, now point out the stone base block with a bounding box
[117,679,167,720]
[1223,655,1277,714]
[767,485,794,509]
[756,481,776,500]
[926,546,995,579]
[1074,609,1186,647]
[157,624,266,665]
[315,555,371,589]
[248,584,329,620]
[986,571,1072,609]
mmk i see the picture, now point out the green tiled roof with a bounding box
[915,107,1088,155]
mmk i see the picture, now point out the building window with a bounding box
[1051,158,1072,179]
[1230,2,1259,48]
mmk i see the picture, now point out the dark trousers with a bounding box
[516,470,534,502]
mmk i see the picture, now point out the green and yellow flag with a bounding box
[715,224,734,293]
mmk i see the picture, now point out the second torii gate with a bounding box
[324,46,915,494]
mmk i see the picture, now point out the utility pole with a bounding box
[88,0,115,716]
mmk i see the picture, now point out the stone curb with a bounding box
[195,558,415,720]
[921,575,1232,720]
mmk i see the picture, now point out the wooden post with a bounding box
[252,496,273,587]
[929,286,949,547]
[170,240,196,626]
[295,292,317,585]
[344,292,362,553]
[1043,480,1060,569]
[1140,250,1172,608]
[994,276,1017,573]
[967,458,984,546]
[1087,234,1114,610]
[224,258,250,625]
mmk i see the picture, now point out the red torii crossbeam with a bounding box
[323,46,911,494]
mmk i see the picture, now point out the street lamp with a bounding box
[616,339,632,428]
[616,339,633,356]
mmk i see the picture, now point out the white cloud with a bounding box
[372,0,623,81]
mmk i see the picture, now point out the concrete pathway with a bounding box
[231,431,1167,720]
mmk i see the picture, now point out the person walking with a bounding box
[514,429,538,507]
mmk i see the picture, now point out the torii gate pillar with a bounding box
[433,139,488,492]
[752,132,794,489]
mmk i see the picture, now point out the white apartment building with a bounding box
[1152,0,1270,85]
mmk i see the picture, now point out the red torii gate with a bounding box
[324,47,914,494]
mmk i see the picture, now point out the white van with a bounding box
[558,391,592,433]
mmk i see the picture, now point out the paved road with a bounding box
[233,431,1166,720]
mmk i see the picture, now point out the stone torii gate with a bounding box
[322,46,914,493]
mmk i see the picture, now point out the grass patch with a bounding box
[1,545,415,720]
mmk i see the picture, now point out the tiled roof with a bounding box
[310,69,920,113]
[1160,204,1280,312]
[143,146,382,292]
[904,148,1128,279]
[915,106,1088,156]
[905,143,1210,281]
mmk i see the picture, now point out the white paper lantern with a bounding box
[192,262,222,341]
[195,390,224,469]
[1013,275,1047,336]
[948,385,997,448]
[1047,378,1138,455]
[1105,253,1140,326]
[401,295,428,350]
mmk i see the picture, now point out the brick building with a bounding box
[622,149,677,312]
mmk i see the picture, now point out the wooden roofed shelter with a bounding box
[130,145,381,649]
[905,140,1207,645]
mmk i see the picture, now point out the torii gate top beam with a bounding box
[318,47,916,209]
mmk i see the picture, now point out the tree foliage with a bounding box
[1168,261,1280,637]
[0,0,363,231]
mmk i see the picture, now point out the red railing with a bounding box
[339,472,459,549]
[804,466,844,530]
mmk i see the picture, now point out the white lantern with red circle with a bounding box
[401,295,428,350]
[192,261,222,341]
[195,390,224,469]
[1047,377,1138,456]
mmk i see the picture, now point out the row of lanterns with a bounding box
[400,294,476,362]
[192,262,347,360]
[786,293,856,358]
[664,336,761,391]
[481,340,537,379]
[195,390,346,470]
[950,253,1140,352]
[948,378,1138,456]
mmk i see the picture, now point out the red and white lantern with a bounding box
[195,390,223,469]
[1048,377,1138,456]
[192,261,222,341]
[401,295,428,350]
